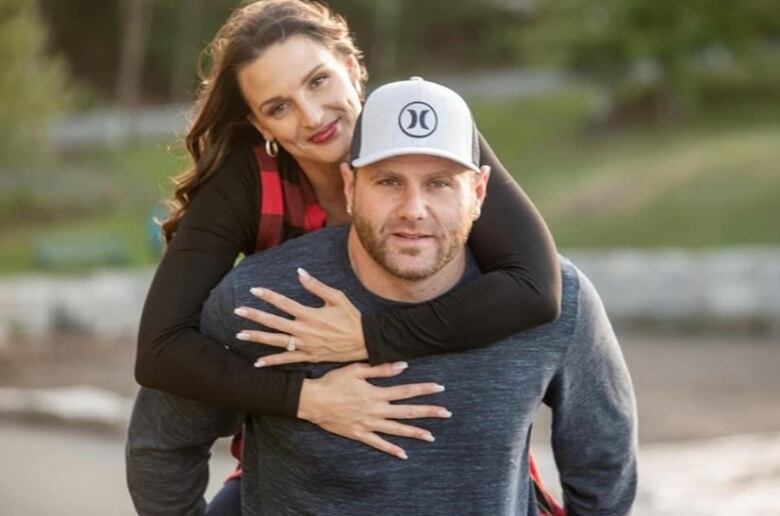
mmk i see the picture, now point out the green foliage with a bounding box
[473,91,780,248]
[0,0,71,164]
[525,0,780,118]
[0,142,184,272]
[328,0,531,80]
[39,0,532,101]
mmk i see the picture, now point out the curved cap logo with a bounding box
[398,101,438,138]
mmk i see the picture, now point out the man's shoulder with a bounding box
[240,225,347,268]
[225,224,350,301]
[557,256,582,316]
[559,256,605,316]
[547,256,607,338]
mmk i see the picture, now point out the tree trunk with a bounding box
[168,0,205,102]
[115,0,151,109]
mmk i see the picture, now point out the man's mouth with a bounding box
[308,119,339,144]
[392,232,433,240]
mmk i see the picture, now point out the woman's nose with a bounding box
[299,98,324,129]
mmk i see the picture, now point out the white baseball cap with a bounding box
[350,77,481,172]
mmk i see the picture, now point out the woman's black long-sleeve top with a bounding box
[135,133,561,418]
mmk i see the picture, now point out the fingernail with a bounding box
[423,433,435,442]
[254,359,266,368]
[397,451,408,460]
[392,361,408,370]
[236,332,250,341]
[234,308,248,316]
[440,410,452,418]
[250,287,265,297]
[297,267,311,279]
[433,385,445,392]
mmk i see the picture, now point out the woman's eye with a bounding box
[311,74,328,88]
[270,103,288,116]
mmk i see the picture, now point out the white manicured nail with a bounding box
[236,332,250,341]
[254,359,266,368]
[234,308,248,317]
[297,267,311,279]
[392,361,409,370]
[433,385,445,393]
[250,287,265,297]
[397,451,408,460]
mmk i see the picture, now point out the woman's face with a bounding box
[238,34,362,169]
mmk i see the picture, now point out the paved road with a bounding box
[0,421,235,516]
[2,332,779,515]
[3,419,780,516]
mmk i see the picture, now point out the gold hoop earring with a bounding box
[265,139,278,158]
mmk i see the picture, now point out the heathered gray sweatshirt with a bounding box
[199,225,638,516]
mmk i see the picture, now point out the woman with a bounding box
[128,0,561,513]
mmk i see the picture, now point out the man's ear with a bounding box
[247,112,274,142]
[340,162,355,213]
[473,165,491,220]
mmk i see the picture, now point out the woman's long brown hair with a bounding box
[161,0,367,244]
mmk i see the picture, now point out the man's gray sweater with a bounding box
[199,224,637,516]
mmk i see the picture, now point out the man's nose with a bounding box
[397,187,427,221]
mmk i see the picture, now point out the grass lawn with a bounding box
[471,91,780,248]
[0,90,778,273]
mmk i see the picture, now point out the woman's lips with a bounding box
[309,119,339,144]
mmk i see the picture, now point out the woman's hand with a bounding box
[297,361,451,459]
[234,267,368,367]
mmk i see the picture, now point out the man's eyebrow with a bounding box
[257,63,326,111]
[421,167,466,178]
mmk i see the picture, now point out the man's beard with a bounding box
[352,211,474,281]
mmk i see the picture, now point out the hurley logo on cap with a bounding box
[399,101,438,138]
[350,77,480,172]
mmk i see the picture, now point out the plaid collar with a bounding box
[253,146,328,252]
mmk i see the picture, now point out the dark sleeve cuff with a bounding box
[280,369,308,418]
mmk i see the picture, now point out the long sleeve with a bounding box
[544,270,638,515]
[362,131,562,363]
[134,148,304,417]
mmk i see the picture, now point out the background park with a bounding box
[0,0,778,514]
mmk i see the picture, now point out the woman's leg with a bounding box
[206,477,242,516]
[126,386,242,515]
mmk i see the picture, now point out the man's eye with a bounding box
[430,180,451,188]
[378,178,399,186]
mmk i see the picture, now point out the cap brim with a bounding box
[351,147,481,173]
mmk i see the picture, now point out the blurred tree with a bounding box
[146,0,236,102]
[39,0,532,104]
[525,0,780,121]
[39,0,119,104]
[0,0,71,164]
[115,0,152,109]
[167,0,206,100]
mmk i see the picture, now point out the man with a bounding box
[130,78,637,515]
[210,77,636,514]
